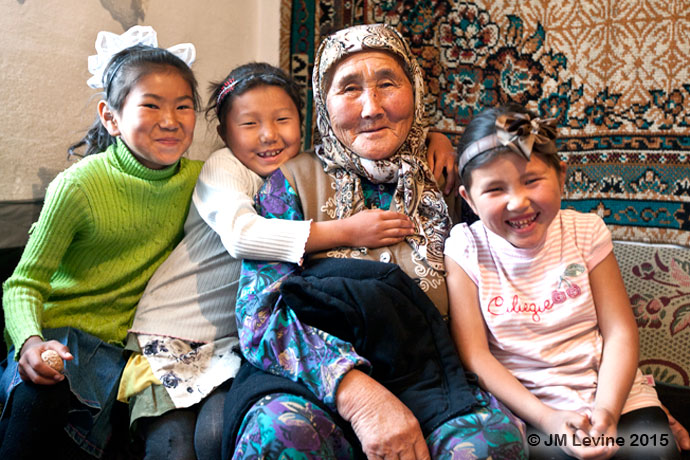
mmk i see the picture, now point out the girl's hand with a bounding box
[426,131,458,196]
[587,408,619,458]
[18,336,73,385]
[589,407,617,438]
[343,209,414,249]
[543,409,613,460]
[661,404,690,452]
[337,370,430,460]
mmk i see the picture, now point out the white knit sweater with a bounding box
[129,148,311,342]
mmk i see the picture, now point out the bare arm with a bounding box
[446,256,555,427]
[446,255,611,459]
[305,209,414,253]
[589,252,639,434]
[426,131,458,196]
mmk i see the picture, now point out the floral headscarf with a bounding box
[313,23,450,272]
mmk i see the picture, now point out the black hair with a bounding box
[68,44,200,158]
[205,62,303,139]
[457,103,562,189]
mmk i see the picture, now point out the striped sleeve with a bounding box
[568,211,613,271]
[444,222,480,285]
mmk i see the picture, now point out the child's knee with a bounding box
[12,380,70,417]
[139,410,197,460]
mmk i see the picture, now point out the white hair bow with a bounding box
[87,25,196,89]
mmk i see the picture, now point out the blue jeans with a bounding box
[0,327,127,458]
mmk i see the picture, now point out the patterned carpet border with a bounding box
[280,0,690,246]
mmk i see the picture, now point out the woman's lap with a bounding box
[234,390,527,460]
[233,393,354,460]
[427,389,527,459]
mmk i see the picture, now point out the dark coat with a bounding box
[222,258,477,459]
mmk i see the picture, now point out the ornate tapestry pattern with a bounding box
[280,0,690,245]
[614,242,690,386]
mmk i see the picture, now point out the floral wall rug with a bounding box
[614,242,690,386]
[280,0,690,246]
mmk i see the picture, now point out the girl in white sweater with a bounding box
[119,62,457,460]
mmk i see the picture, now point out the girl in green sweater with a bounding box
[0,26,202,459]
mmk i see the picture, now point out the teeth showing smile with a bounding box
[507,214,537,229]
[257,149,282,158]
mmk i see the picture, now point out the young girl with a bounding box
[0,30,202,459]
[120,61,471,460]
[444,104,680,460]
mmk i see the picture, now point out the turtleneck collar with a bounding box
[108,138,180,181]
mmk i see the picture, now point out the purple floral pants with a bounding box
[233,389,527,459]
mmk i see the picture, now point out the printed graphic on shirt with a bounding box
[552,263,584,304]
[486,263,586,323]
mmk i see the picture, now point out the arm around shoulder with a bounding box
[193,152,311,262]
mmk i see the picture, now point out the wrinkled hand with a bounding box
[344,209,414,249]
[337,370,430,460]
[543,409,613,460]
[426,132,458,196]
[661,404,690,452]
[18,335,72,385]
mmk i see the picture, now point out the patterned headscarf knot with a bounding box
[459,112,558,175]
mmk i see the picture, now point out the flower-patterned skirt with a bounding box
[134,333,241,409]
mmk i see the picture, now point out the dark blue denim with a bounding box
[0,327,127,458]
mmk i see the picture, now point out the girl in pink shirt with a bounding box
[444,103,685,459]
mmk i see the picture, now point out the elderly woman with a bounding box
[222,24,527,459]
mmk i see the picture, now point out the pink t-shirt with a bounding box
[445,209,659,414]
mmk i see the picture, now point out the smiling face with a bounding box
[102,69,196,169]
[460,152,566,249]
[325,50,414,160]
[219,84,301,177]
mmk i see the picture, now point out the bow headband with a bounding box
[458,113,558,176]
[87,25,196,89]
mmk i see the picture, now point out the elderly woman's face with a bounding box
[326,51,414,160]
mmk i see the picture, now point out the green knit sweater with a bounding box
[3,139,203,354]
